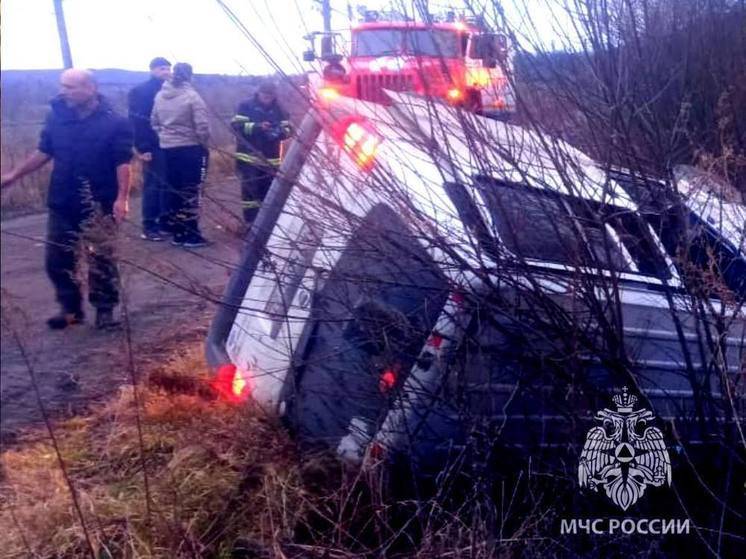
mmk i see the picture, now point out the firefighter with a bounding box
[231,81,292,225]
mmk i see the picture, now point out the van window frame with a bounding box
[645,206,746,299]
[448,177,682,288]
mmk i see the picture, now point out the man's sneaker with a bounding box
[181,236,209,248]
[47,311,85,330]
[171,235,185,247]
[140,230,164,242]
[95,308,120,330]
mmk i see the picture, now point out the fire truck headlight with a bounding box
[466,68,491,88]
[318,87,340,102]
[447,88,464,102]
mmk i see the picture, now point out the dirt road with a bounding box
[0,181,243,439]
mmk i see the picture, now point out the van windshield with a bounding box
[353,28,462,58]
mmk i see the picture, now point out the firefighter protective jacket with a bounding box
[231,95,291,167]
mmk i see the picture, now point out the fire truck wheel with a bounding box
[466,90,482,113]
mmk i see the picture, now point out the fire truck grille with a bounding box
[356,74,415,103]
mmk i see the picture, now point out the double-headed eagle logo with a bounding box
[578,387,672,511]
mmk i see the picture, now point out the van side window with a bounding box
[566,202,630,271]
[477,179,631,271]
[568,201,671,278]
[648,209,746,297]
[610,213,671,277]
[478,181,580,264]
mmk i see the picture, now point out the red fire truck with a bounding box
[305,18,515,117]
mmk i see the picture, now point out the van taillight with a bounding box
[368,441,385,460]
[379,369,397,393]
[426,332,444,349]
[333,117,381,171]
[212,363,251,403]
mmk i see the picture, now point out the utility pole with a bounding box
[321,0,332,33]
[53,0,73,68]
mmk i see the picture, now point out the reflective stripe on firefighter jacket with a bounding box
[231,95,291,168]
[231,115,255,137]
[234,152,282,167]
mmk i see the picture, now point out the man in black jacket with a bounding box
[231,81,292,225]
[128,57,171,241]
[1,69,133,330]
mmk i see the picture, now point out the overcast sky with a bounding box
[0,0,569,75]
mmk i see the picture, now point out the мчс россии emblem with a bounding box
[578,387,672,511]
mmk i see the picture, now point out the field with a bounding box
[0,69,307,218]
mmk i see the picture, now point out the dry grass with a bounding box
[0,339,518,558]
[0,344,308,558]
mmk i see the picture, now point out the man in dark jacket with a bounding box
[128,57,171,240]
[231,81,292,224]
[1,69,133,330]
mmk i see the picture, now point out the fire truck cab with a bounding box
[308,19,515,117]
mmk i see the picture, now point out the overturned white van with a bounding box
[206,91,745,465]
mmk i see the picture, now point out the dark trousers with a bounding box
[141,147,167,233]
[237,162,274,224]
[163,145,208,239]
[46,209,119,314]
